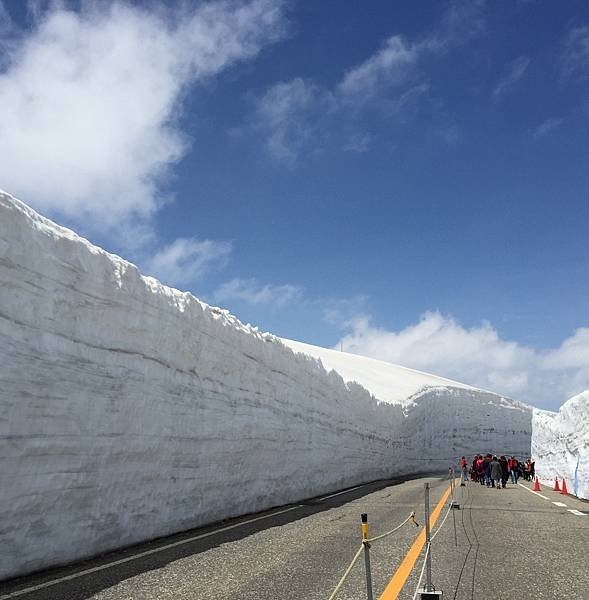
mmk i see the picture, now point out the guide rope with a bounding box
[430,502,453,542]
[411,500,454,599]
[411,543,430,600]
[327,511,417,600]
[365,512,417,543]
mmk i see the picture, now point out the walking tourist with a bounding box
[499,455,509,488]
[508,456,519,483]
[490,456,503,490]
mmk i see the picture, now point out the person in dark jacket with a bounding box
[499,455,509,488]
[483,454,493,487]
[490,456,503,490]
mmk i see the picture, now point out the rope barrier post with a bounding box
[419,483,443,599]
[361,513,374,600]
[451,494,458,548]
[423,484,433,592]
[450,467,461,510]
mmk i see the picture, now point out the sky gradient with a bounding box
[1,0,588,409]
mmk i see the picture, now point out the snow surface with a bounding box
[282,338,478,406]
[532,391,589,499]
[0,189,532,579]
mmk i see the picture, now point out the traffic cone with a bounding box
[533,476,541,492]
[554,477,560,492]
[561,479,568,495]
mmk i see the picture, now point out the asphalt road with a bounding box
[1,474,586,600]
[399,478,589,600]
[0,474,450,600]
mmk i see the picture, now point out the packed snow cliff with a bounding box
[532,391,589,500]
[0,190,532,579]
[283,338,483,406]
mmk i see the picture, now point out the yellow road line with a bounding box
[379,482,453,599]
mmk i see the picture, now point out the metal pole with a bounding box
[361,513,374,600]
[451,498,458,547]
[424,483,433,592]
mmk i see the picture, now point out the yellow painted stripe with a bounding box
[379,482,453,599]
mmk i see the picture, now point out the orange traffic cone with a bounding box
[534,476,541,492]
[554,477,560,492]
[561,479,568,495]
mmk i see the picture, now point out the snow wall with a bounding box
[532,391,589,500]
[0,190,532,580]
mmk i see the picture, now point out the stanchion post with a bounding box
[423,484,433,592]
[361,513,374,600]
[450,466,460,510]
[420,484,443,599]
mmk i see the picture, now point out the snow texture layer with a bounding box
[282,338,478,406]
[532,391,589,500]
[0,190,532,580]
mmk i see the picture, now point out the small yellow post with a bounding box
[361,513,374,600]
[361,513,369,540]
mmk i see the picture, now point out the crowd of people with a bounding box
[458,454,536,489]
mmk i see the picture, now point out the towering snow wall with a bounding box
[0,190,531,580]
[282,339,533,473]
[532,391,589,499]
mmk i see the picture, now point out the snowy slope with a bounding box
[282,339,533,474]
[0,189,532,579]
[282,338,477,406]
[532,391,589,499]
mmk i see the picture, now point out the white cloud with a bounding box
[253,1,486,163]
[343,132,372,153]
[322,295,370,325]
[562,25,589,80]
[337,35,418,101]
[255,78,331,165]
[0,1,12,32]
[215,277,302,306]
[493,55,531,98]
[433,0,487,47]
[544,328,589,370]
[146,237,232,288]
[335,311,589,410]
[254,41,422,163]
[533,117,563,138]
[0,0,285,239]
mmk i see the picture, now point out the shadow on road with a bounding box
[0,472,447,600]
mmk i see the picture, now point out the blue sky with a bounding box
[1,0,588,409]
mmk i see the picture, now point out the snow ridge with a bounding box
[283,338,509,407]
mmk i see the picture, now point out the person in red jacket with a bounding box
[460,456,468,482]
[508,456,519,484]
[476,455,485,485]
[471,456,478,481]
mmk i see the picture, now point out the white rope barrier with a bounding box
[411,500,454,599]
[327,511,418,600]
[365,512,417,543]
[411,543,430,600]
[327,544,364,600]
[430,503,453,542]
